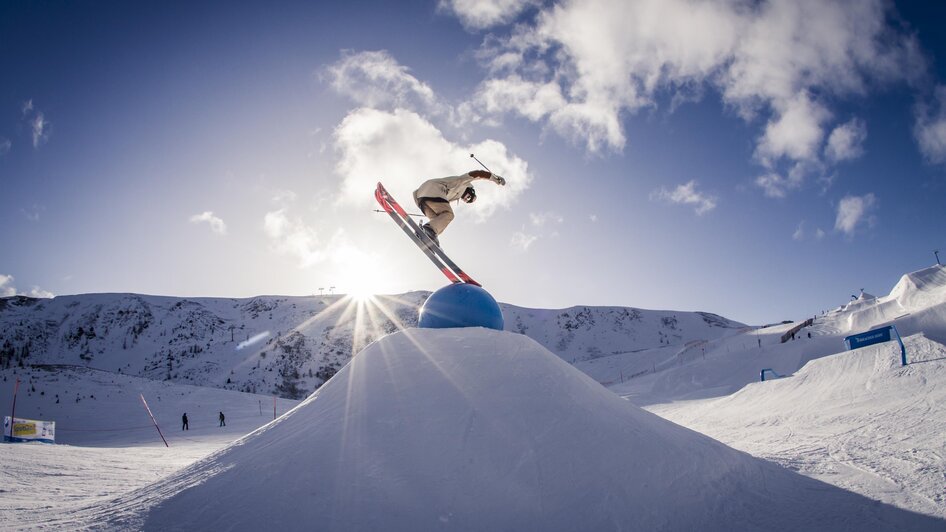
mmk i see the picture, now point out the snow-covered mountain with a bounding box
[0,292,744,399]
[3,265,946,529]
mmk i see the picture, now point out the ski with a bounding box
[375,182,481,287]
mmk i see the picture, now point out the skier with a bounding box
[219,411,226,427]
[412,170,506,247]
[182,412,189,431]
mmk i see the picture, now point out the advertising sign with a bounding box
[844,324,908,366]
[844,326,893,351]
[3,416,56,443]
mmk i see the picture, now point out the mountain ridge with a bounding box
[1,291,744,399]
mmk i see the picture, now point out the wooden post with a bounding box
[7,378,20,441]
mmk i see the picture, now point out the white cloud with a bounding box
[754,171,802,199]
[31,112,49,148]
[460,0,921,172]
[755,92,830,165]
[462,76,567,124]
[825,118,868,162]
[508,212,562,251]
[510,231,538,251]
[0,274,15,297]
[20,99,51,148]
[529,211,563,227]
[264,209,327,268]
[27,286,55,298]
[262,212,379,283]
[914,85,946,164]
[189,211,228,235]
[332,107,531,221]
[0,274,53,298]
[792,221,805,241]
[0,138,10,156]
[650,180,717,215]
[326,50,441,114]
[271,189,298,205]
[792,221,825,241]
[21,204,43,221]
[589,214,598,223]
[835,193,877,235]
[438,0,538,30]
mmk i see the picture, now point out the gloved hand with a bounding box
[492,174,506,186]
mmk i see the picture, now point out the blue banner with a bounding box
[844,326,893,351]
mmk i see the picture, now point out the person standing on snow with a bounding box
[182,412,189,431]
[412,170,506,247]
[219,411,226,427]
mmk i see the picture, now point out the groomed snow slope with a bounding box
[0,366,298,446]
[648,333,946,519]
[593,265,946,519]
[0,368,299,525]
[73,329,941,531]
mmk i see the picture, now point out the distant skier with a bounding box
[182,413,189,431]
[413,170,506,247]
[219,411,226,427]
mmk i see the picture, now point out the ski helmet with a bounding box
[461,186,476,203]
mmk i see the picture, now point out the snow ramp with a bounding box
[88,329,943,531]
[650,333,946,520]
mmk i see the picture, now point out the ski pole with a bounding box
[469,153,493,174]
[373,209,424,218]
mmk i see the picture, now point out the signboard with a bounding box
[844,326,893,351]
[844,324,908,366]
[3,416,56,443]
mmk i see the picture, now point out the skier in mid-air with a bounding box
[412,170,506,247]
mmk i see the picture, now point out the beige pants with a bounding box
[415,197,455,235]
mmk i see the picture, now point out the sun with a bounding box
[348,284,378,303]
[334,252,389,303]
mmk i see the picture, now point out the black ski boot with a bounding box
[418,223,440,248]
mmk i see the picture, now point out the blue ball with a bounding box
[418,283,505,331]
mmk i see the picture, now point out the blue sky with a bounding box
[2,0,945,325]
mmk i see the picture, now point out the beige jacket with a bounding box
[413,173,480,203]
[414,174,477,201]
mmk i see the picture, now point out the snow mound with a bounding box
[91,329,942,531]
[890,265,946,312]
[831,265,946,335]
[650,333,946,519]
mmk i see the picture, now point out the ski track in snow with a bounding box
[641,335,946,520]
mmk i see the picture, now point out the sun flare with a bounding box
[348,285,377,303]
[331,243,391,304]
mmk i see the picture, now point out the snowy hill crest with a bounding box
[0,292,744,398]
